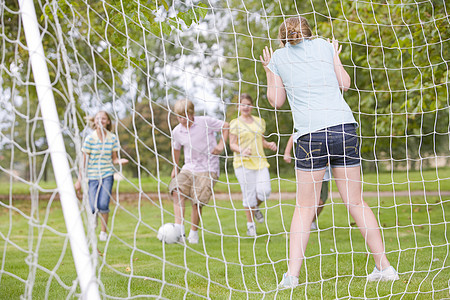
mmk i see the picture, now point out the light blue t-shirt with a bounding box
[267,38,356,138]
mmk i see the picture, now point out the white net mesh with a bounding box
[0,0,449,298]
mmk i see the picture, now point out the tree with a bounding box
[320,1,450,170]
[214,0,449,172]
[118,100,176,177]
[1,0,49,182]
[0,0,210,181]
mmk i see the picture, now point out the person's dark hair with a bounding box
[278,16,313,47]
[239,93,254,105]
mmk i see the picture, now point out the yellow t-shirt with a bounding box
[230,116,270,170]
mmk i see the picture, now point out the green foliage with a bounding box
[2,0,449,183]
[1,0,210,182]
[317,1,450,166]
[177,2,208,27]
[216,0,449,172]
[103,0,209,68]
[118,99,176,177]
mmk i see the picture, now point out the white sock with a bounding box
[247,222,255,228]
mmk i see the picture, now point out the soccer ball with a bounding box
[157,223,181,244]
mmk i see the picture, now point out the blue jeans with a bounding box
[295,123,360,171]
[88,175,114,214]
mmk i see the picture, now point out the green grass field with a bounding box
[2,166,450,196]
[1,187,449,298]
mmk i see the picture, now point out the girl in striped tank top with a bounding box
[75,111,128,242]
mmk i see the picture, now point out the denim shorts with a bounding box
[88,175,114,214]
[295,123,360,171]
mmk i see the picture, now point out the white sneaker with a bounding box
[310,221,317,231]
[254,208,264,223]
[99,231,107,242]
[278,272,299,289]
[367,266,399,281]
[188,231,199,244]
[246,224,256,237]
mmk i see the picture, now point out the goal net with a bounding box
[1,0,449,298]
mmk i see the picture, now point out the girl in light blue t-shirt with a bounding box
[260,16,398,287]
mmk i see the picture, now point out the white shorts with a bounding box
[234,167,271,207]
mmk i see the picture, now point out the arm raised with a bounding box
[260,46,286,109]
[330,39,351,91]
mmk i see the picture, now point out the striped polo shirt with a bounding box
[82,130,119,180]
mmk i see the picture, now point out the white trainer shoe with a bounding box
[254,208,264,223]
[246,224,256,237]
[310,221,317,231]
[188,231,199,244]
[367,266,399,281]
[278,272,299,289]
[99,231,107,242]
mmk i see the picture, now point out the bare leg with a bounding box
[191,203,203,231]
[256,199,263,207]
[313,181,329,221]
[245,207,255,222]
[312,200,324,222]
[172,191,185,225]
[287,168,326,277]
[332,166,391,270]
[247,198,263,222]
[100,213,109,232]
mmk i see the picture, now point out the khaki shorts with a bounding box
[169,170,218,206]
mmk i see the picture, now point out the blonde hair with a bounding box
[86,110,112,131]
[239,93,253,105]
[278,16,313,47]
[174,99,195,117]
